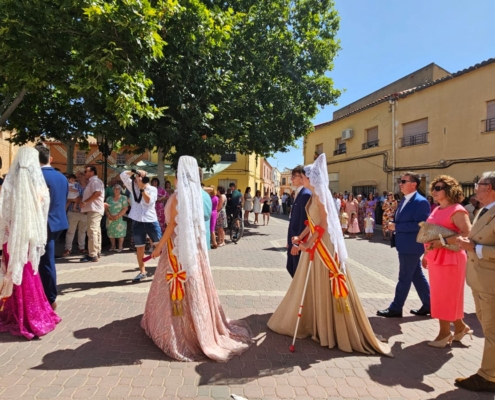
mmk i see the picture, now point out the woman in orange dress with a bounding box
[423,175,472,347]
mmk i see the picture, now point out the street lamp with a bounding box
[96,133,115,187]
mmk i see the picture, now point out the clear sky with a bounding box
[268,0,495,172]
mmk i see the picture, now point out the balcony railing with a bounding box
[400,132,428,147]
[333,147,346,156]
[220,153,237,162]
[362,139,379,150]
[486,117,495,132]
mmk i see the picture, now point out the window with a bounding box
[282,177,286,185]
[363,126,379,149]
[401,118,428,147]
[116,153,126,166]
[328,173,339,193]
[218,179,236,189]
[333,138,346,155]
[220,152,237,162]
[486,100,495,132]
[315,143,323,156]
[75,151,86,165]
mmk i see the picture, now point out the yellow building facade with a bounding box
[305,58,495,197]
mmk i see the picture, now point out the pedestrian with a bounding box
[282,192,288,214]
[201,174,213,250]
[348,212,359,238]
[243,187,253,224]
[340,206,349,235]
[226,182,241,222]
[252,190,262,224]
[365,193,376,227]
[382,192,398,240]
[80,166,105,263]
[209,186,218,249]
[344,193,358,218]
[285,166,311,278]
[63,171,88,256]
[105,184,129,252]
[143,156,252,361]
[0,147,61,339]
[455,172,495,392]
[421,175,472,348]
[464,195,479,223]
[262,193,271,226]
[427,195,438,213]
[215,186,227,247]
[377,172,431,318]
[268,154,391,357]
[36,144,69,310]
[120,169,161,282]
[150,177,168,233]
[66,173,79,210]
[364,211,374,239]
[357,194,366,233]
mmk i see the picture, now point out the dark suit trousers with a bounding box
[286,248,301,278]
[390,253,430,311]
[39,229,63,304]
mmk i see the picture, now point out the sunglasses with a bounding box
[433,185,445,192]
[475,182,490,189]
[400,180,413,184]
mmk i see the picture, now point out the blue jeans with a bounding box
[131,220,162,247]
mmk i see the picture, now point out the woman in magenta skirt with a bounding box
[423,175,472,347]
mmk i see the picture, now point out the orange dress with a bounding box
[424,204,468,321]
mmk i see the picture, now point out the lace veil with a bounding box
[173,156,207,278]
[304,153,348,273]
[0,147,50,298]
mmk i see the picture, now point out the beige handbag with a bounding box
[416,221,460,251]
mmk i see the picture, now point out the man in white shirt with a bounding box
[333,192,341,212]
[464,195,478,222]
[80,166,105,263]
[121,169,161,282]
[281,193,288,215]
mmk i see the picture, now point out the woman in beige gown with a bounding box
[268,154,392,357]
[141,156,252,361]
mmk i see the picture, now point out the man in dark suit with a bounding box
[377,172,431,318]
[36,144,69,310]
[286,165,311,277]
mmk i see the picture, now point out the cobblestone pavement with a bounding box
[0,214,493,400]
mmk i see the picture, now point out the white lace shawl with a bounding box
[0,147,49,298]
[173,156,207,279]
[304,153,348,273]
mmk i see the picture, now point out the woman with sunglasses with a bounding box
[381,192,398,240]
[422,175,472,347]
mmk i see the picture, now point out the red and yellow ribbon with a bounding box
[307,217,349,300]
[165,239,186,316]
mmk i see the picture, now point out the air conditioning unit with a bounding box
[342,129,353,140]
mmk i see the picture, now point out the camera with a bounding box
[130,169,150,184]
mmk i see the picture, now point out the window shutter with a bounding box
[366,127,378,142]
[403,118,428,138]
[487,101,495,119]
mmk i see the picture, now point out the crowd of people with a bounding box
[1,145,494,393]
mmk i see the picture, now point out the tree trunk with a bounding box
[62,138,77,174]
[0,88,27,128]
[156,146,165,187]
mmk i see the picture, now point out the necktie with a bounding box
[397,197,406,214]
[478,208,488,219]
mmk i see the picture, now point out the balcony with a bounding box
[220,153,237,162]
[400,132,428,147]
[362,139,379,150]
[485,117,495,132]
[333,147,346,156]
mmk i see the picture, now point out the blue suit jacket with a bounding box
[393,192,430,254]
[41,167,69,232]
[287,188,312,247]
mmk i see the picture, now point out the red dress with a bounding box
[424,204,467,321]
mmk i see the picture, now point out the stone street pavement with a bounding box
[0,214,493,400]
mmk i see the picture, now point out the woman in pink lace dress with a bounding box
[0,147,61,340]
[423,175,472,347]
[142,156,252,361]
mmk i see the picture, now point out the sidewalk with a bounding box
[0,215,491,399]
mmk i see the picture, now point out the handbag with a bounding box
[416,221,460,251]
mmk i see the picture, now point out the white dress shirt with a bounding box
[120,172,158,222]
[475,200,495,259]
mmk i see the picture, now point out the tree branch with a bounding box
[0,88,27,128]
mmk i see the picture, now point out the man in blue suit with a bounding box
[286,166,312,277]
[377,172,431,318]
[36,144,69,310]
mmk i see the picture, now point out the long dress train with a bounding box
[141,194,252,361]
[0,245,61,340]
[267,200,391,356]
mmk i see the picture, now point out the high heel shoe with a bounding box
[428,334,453,348]
[453,327,473,342]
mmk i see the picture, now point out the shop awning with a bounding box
[352,180,378,186]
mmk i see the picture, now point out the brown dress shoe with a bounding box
[50,301,57,311]
[455,374,495,392]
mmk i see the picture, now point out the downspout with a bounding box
[390,98,396,192]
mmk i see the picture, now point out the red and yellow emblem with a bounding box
[165,239,187,316]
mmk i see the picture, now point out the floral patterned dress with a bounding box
[106,195,128,238]
[382,199,398,233]
[155,186,167,232]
